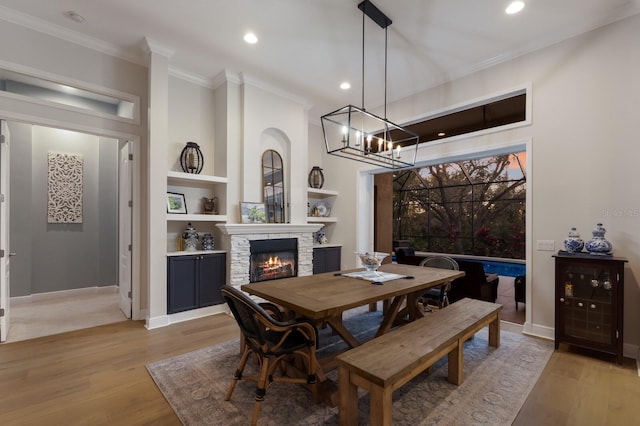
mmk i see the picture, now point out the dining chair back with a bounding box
[419,256,459,309]
[221,285,318,426]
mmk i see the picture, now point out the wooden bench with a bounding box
[336,297,502,426]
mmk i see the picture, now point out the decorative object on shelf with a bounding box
[182,222,199,251]
[202,197,217,214]
[308,166,325,189]
[240,202,266,223]
[563,227,584,253]
[312,200,331,217]
[167,192,187,214]
[315,230,328,245]
[201,233,214,251]
[585,223,613,255]
[320,1,419,170]
[179,141,204,174]
[355,251,389,272]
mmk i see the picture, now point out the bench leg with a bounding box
[488,313,501,348]
[370,383,393,426]
[448,340,464,385]
[338,367,358,426]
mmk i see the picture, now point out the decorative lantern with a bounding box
[180,142,204,174]
[308,166,325,189]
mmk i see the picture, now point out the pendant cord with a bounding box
[361,8,365,111]
[384,25,388,120]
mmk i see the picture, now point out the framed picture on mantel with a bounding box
[240,202,266,223]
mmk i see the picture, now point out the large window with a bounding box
[393,153,526,259]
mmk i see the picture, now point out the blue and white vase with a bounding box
[182,222,199,251]
[563,227,584,253]
[202,233,214,251]
[585,223,613,255]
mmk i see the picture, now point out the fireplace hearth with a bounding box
[250,238,298,283]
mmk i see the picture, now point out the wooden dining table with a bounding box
[241,263,464,351]
[241,263,464,405]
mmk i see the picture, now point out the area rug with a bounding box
[146,308,553,425]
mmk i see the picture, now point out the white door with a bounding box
[118,141,132,318]
[0,120,10,341]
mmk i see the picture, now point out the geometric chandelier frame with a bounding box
[321,0,419,170]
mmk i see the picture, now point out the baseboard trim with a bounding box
[11,285,118,305]
[145,304,229,330]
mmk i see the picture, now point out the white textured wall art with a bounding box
[48,152,83,223]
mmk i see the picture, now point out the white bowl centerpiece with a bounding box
[355,252,389,272]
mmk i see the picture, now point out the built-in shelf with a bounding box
[307,187,338,198]
[307,216,337,223]
[167,170,228,184]
[167,213,227,222]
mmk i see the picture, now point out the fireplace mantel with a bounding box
[216,223,323,235]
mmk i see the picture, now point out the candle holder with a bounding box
[179,142,203,174]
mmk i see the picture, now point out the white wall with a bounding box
[316,14,640,352]
[168,77,216,175]
[240,79,309,224]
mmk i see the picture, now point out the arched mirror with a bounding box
[262,150,285,223]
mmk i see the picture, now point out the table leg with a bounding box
[326,316,361,348]
[488,312,501,347]
[375,295,405,337]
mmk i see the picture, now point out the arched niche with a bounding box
[260,128,290,223]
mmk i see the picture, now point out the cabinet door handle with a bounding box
[591,304,596,309]
[578,302,584,307]
[560,297,565,302]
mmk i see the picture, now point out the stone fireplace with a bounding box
[216,224,323,288]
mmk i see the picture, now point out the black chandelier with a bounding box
[321,0,419,169]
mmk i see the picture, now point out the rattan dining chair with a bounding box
[418,256,459,310]
[221,285,318,426]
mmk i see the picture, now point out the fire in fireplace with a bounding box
[249,238,298,283]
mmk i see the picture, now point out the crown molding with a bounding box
[141,37,175,59]
[0,5,144,67]
[168,67,214,89]
[213,69,242,88]
[240,72,313,110]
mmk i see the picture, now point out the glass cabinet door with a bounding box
[559,261,614,345]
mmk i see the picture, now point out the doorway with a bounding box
[0,121,133,342]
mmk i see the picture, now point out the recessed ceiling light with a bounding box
[66,11,85,23]
[340,82,351,90]
[505,1,525,14]
[244,32,258,44]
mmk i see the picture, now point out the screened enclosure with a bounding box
[393,153,526,259]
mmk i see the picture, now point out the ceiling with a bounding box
[0,0,638,121]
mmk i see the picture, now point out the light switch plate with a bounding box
[536,240,555,251]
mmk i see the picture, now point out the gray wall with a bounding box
[8,122,32,297]
[9,123,118,297]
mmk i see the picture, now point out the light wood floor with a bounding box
[0,314,638,425]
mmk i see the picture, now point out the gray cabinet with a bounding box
[313,246,341,274]
[167,253,226,314]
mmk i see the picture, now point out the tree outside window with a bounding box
[393,153,526,259]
